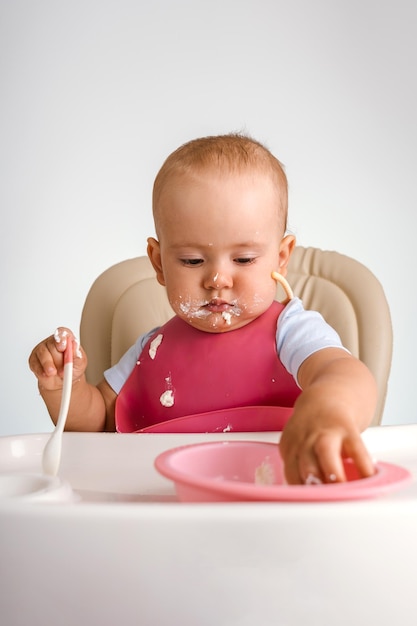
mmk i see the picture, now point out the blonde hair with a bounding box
[152,133,288,230]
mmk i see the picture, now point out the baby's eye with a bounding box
[234,257,256,265]
[180,258,204,266]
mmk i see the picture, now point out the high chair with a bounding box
[80,246,392,425]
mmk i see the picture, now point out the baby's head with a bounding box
[148,133,295,333]
[152,133,288,236]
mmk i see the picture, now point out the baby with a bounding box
[29,133,377,484]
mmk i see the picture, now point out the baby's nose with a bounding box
[204,269,233,290]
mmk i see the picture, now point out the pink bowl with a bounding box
[154,441,412,503]
[137,405,293,433]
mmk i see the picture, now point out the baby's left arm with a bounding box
[279,347,377,485]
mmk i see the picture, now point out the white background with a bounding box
[1,0,416,435]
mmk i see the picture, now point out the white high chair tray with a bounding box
[1,425,417,626]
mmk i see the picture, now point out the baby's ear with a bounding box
[147,237,166,286]
[278,235,296,276]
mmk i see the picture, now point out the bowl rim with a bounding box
[154,440,412,502]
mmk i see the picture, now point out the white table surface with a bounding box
[1,424,416,625]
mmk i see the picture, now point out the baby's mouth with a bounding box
[204,299,242,325]
[204,299,232,313]
[178,297,242,323]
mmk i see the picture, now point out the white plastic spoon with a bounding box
[42,338,74,476]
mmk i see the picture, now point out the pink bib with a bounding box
[116,301,300,432]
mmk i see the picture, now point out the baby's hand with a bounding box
[28,327,86,391]
[279,413,375,485]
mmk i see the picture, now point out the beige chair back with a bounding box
[80,246,392,425]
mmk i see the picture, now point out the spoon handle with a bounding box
[55,340,74,434]
[42,339,74,476]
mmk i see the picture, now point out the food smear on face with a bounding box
[221,311,232,325]
[179,299,211,319]
[178,295,243,328]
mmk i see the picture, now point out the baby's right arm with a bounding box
[29,327,117,431]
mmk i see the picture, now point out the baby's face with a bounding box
[149,169,291,333]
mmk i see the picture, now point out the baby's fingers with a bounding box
[52,329,85,383]
[306,432,375,484]
[53,327,73,352]
[341,435,376,479]
[54,327,83,361]
[29,328,79,380]
[279,441,322,485]
[312,433,347,483]
[29,337,60,378]
[29,351,54,379]
[280,430,375,485]
[286,438,345,485]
